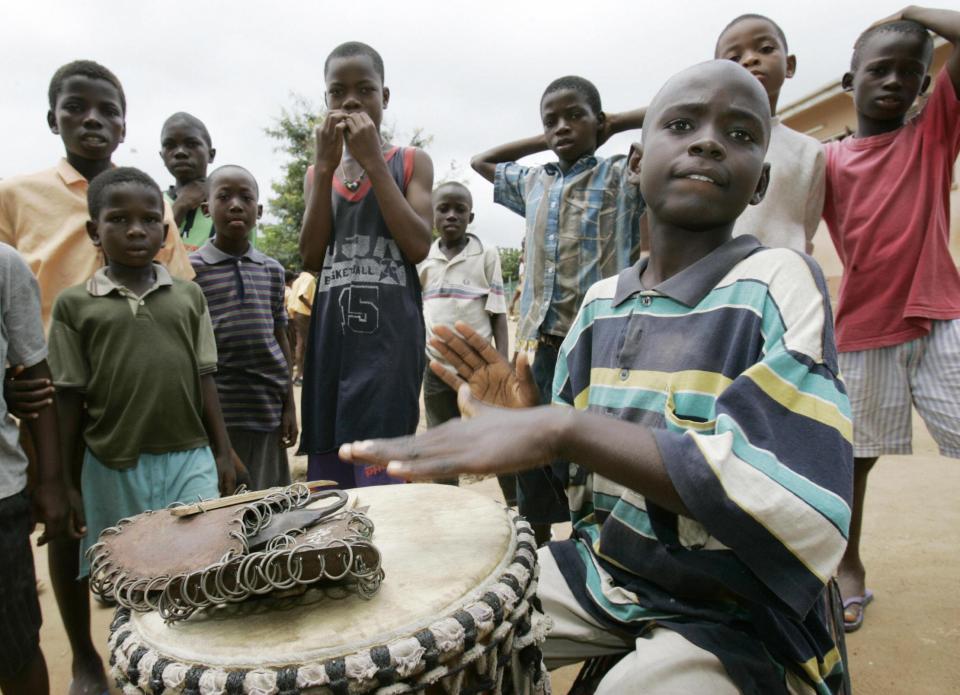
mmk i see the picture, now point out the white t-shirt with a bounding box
[733,119,825,253]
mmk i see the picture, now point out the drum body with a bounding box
[109,484,549,694]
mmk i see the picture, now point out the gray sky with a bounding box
[2,0,901,250]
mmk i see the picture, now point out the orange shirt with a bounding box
[0,159,194,331]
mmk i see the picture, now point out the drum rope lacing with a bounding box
[87,483,384,623]
[107,513,551,695]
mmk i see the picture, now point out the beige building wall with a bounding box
[778,42,959,300]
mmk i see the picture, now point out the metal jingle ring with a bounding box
[320,540,354,581]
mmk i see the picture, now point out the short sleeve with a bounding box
[195,304,218,375]
[48,298,88,391]
[2,247,46,368]
[483,248,507,315]
[156,200,196,281]
[493,162,532,216]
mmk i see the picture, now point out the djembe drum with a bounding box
[108,484,549,694]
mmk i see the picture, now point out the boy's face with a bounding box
[325,55,389,128]
[160,120,215,184]
[47,75,125,161]
[87,184,167,268]
[540,89,601,165]
[637,62,770,232]
[203,168,262,243]
[433,187,474,243]
[715,18,794,102]
[844,31,930,124]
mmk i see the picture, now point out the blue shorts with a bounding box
[79,446,220,577]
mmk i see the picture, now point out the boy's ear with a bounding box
[841,72,854,92]
[47,110,59,134]
[785,54,797,80]
[119,121,126,145]
[920,73,931,96]
[201,201,209,217]
[208,147,217,163]
[256,204,263,220]
[468,211,475,225]
[382,86,390,110]
[86,220,100,246]
[749,163,771,206]
[627,142,643,185]
[161,222,169,243]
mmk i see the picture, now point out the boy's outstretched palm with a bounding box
[429,322,540,411]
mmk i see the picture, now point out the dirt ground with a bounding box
[33,404,958,694]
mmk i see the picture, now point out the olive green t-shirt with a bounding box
[48,264,218,470]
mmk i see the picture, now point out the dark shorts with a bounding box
[0,490,42,679]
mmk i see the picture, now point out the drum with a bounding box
[108,484,550,694]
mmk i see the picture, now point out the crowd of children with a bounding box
[0,5,957,694]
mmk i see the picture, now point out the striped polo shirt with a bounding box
[550,236,853,694]
[190,242,289,432]
[494,154,643,349]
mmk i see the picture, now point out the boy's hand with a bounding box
[280,400,299,449]
[342,113,384,171]
[429,322,540,410]
[171,180,208,225]
[340,395,557,481]
[4,365,55,420]
[216,452,239,495]
[315,112,347,175]
[34,481,84,544]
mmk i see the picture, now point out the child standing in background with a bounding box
[160,112,217,252]
[821,7,960,632]
[417,182,513,499]
[298,41,434,488]
[191,165,297,489]
[715,13,825,253]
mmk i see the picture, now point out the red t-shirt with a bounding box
[823,69,960,352]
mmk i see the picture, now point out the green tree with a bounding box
[259,95,434,270]
[499,246,522,282]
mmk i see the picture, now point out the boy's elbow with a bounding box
[470,155,495,182]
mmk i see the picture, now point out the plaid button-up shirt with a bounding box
[494,154,644,348]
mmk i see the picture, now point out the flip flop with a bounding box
[842,588,874,633]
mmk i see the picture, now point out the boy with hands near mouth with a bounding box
[299,42,434,488]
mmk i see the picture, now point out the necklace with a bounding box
[338,161,365,191]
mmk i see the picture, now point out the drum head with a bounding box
[130,484,517,667]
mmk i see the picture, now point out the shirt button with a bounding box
[619,368,629,381]
[641,296,652,305]
[139,300,145,306]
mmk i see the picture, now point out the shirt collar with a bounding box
[427,233,483,261]
[86,262,173,297]
[613,235,763,308]
[56,158,88,187]
[195,240,267,265]
[543,153,598,176]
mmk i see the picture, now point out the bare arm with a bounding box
[470,134,548,183]
[491,312,509,361]
[55,386,88,539]
[200,373,237,494]
[299,113,347,271]
[899,6,960,88]
[275,324,299,448]
[365,146,434,264]
[598,107,648,145]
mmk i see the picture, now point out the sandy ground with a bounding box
[32,401,958,694]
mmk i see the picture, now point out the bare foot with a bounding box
[69,652,108,695]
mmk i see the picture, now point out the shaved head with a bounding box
[207,164,259,195]
[643,60,771,147]
[432,181,473,207]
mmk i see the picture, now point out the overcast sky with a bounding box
[3,0,907,250]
